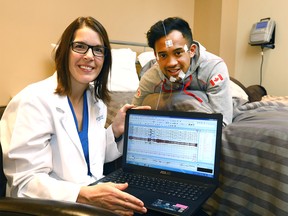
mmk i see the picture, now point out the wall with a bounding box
[194,0,222,55]
[0,0,195,106]
[219,0,238,78]
[235,0,287,96]
[3,0,285,104]
[193,0,238,78]
[194,0,287,96]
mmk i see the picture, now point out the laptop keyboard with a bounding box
[100,170,208,201]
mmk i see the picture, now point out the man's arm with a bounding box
[132,66,162,106]
[206,62,233,126]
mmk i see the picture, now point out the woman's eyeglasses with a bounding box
[71,42,107,57]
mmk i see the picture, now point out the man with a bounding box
[132,17,233,126]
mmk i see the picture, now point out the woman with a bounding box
[1,16,148,215]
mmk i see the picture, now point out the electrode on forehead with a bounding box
[165,39,173,47]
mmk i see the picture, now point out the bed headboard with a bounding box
[110,40,148,49]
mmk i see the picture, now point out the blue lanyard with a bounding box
[68,91,91,176]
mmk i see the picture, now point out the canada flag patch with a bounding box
[210,74,224,86]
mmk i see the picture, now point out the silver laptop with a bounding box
[92,109,222,216]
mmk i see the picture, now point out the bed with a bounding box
[107,41,288,215]
[203,96,288,215]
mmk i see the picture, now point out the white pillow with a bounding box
[137,51,155,67]
[230,80,249,101]
[108,48,139,91]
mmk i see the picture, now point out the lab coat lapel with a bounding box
[55,96,82,152]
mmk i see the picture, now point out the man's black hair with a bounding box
[146,17,193,50]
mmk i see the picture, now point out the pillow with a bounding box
[229,80,249,102]
[137,51,155,67]
[108,48,139,91]
[230,77,267,102]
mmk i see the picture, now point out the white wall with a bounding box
[194,0,238,79]
[236,0,287,96]
[0,0,195,106]
[194,0,287,96]
[2,0,286,105]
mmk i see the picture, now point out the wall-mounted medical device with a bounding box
[249,18,276,49]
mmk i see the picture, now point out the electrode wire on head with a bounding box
[162,21,173,48]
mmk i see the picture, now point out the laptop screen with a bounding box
[124,110,222,179]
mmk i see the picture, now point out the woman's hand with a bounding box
[112,104,151,138]
[77,182,147,215]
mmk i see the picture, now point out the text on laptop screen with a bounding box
[125,113,218,178]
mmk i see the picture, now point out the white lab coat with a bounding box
[0,73,123,201]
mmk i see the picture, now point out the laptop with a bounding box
[92,109,222,216]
